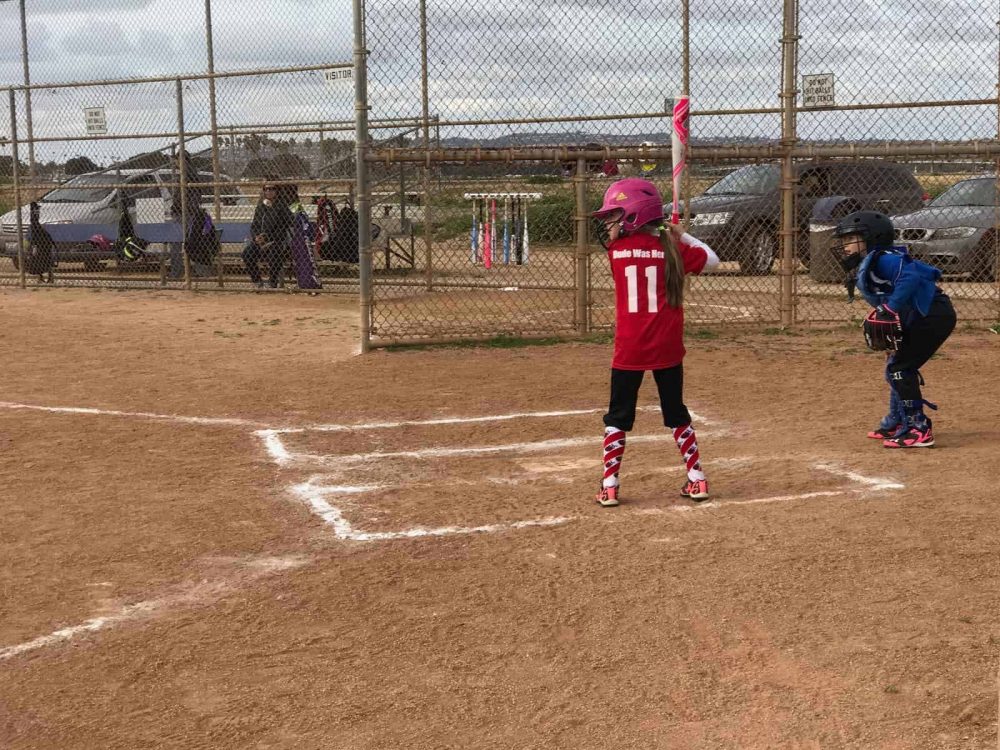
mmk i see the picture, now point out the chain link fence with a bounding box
[1,0,998,348]
[0,0,367,293]
[358,0,1000,348]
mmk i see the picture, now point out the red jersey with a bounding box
[607,232,709,370]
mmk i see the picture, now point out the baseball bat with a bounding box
[522,197,530,263]
[671,95,690,225]
[484,198,492,269]
[503,197,511,264]
[470,198,478,263]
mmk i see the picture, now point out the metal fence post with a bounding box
[994,19,1000,319]
[176,79,192,289]
[779,0,800,328]
[574,157,590,334]
[420,0,433,291]
[204,0,225,288]
[17,0,34,184]
[204,0,222,223]
[681,0,692,229]
[8,88,25,288]
[354,0,373,352]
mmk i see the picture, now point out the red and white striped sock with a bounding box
[673,424,706,481]
[602,426,626,488]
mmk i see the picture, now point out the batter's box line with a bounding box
[264,431,726,468]
[291,461,904,543]
[256,407,721,467]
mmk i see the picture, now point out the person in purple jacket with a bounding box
[833,210,957,448]
[281,184,322,293]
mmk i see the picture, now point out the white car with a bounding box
[0,169,250,257]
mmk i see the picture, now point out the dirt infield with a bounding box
[1,287,999,749]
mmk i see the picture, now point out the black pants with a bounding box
[603,366,691,431]
[242,242,287,287]
[888,293,956,409]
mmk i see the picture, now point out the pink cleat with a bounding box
[867,424,902,439]
[680,478,710,501]
[595,485,620,507]
[884,423,934,448]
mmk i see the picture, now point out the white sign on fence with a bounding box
[802,74,835,108]
[83,107,107,135]
[323,68,353,86]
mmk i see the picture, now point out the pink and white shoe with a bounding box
[867,424,901,439]
[680,478,710,501]
[884,423,934,448]
[595,485,620,507]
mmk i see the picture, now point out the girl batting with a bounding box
[592,178,720,507]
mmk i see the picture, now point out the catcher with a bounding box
[833,210,956,448]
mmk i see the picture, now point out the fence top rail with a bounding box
[3,61,352,93]
[3,120,432,148]
[7,179,355,192]
[369,141,1000,164]
[363,97,999,132]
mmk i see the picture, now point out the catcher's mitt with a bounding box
[863,306,902,351]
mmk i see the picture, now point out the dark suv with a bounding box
[683,161,926,275]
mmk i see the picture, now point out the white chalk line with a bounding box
[297,457,758,496]
[256,407,723,467]
[291,456,905,543]
[653,489,861,513]
[813,462,905,491]
[0,400,269,428]
[0,556,308,662]
[264,430,724,468]
[291,480,571,542]
[0,400,713,435]
[266,406,717,436]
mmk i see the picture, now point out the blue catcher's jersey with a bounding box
[856,246,943,319]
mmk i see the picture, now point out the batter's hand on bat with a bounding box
[665,222,686,240]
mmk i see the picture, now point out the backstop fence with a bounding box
[2,0,998,348]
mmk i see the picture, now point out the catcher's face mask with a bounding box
[833,232,866,272]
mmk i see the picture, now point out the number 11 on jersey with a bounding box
[624,264,658,313]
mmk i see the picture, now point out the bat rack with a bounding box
[463,193,542,268]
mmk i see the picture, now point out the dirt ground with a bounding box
[1,286,999,749]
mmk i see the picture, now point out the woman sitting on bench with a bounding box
[242,179,293,288]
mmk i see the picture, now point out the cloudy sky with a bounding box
[1,0,997,166]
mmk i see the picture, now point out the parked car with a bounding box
[684,160,927,275]
[890,176,997,281]
[0,169,248,266]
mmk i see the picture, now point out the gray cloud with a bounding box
[23,0,158,14]
[1,0,997,163]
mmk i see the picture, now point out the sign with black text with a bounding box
[84,107,107,135]
[324,68,353,86]
[802,74,835,108]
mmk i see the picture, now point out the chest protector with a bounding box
[856,246,941,309]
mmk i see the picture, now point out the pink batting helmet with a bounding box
[592,178,665,233]
[87,234,113,252]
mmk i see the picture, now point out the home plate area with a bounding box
[259,407,906,542]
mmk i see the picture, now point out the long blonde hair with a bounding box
[658,226,686,308]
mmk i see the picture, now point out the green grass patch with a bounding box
[525,175,563,185]
[688,328,720,340]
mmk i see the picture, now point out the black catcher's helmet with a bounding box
[833,210,894,250]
